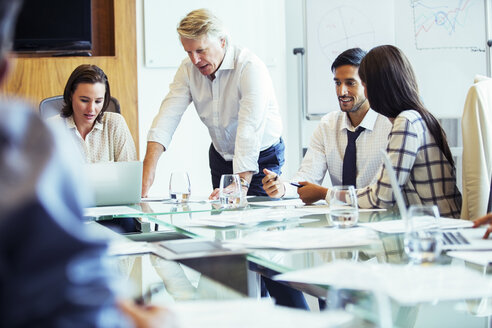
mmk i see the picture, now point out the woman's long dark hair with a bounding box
[359,45,454,167]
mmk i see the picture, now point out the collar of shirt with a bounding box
[66,115,103,131]
[217,45,235,72]
[339,108,378,133]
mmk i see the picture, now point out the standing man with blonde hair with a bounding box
[142,8,284,199]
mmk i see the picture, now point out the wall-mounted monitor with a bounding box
[13,0,92,52]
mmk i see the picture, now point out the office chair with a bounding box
[39,95,121,119]
[461,75,492,220]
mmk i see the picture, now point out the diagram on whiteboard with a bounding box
[412,0,485,51]
[305,0,394,115]
[317,6,376,64]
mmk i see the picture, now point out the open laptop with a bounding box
[381,150,491,251]
[85,161,142,206]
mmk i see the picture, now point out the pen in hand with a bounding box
[290,182,302,188]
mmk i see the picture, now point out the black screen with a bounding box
[13,0,92,52]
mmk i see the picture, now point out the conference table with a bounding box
[93,197,492,327]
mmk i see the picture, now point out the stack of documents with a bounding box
[169,298,353,328]
[360,217,473,233]
[226,227,381,249]
[274,260,492,304]
[447,251,492,266]
[190,208,321,227]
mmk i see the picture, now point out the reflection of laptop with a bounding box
[86,161,142,206]
[381,150,491,251]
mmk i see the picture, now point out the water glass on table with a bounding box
[404,205,443,263]
[329,185,359,228]
[219,174,243,208]
[169,171,191,203]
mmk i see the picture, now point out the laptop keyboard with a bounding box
[442,231,470,246]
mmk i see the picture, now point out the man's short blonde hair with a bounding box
[177,9,229,43]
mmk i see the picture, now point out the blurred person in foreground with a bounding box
[0,0,173,326]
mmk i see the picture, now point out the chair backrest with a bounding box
[461,76,492,220]
[39,95,120,119]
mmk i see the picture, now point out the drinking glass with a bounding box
[404,205,443,263]
[169,171,191,203]
[219,174,242,208]
[329,185,359,228]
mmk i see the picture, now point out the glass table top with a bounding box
[111,252,244,304]
[102,200,492,327]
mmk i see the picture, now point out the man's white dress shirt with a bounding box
[147,45,282,174]
[284,109,392,197]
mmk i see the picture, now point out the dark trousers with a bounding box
[262,277,309,310]
[209,139,307,309]
[208,139,285,196]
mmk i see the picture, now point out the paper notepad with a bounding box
[274,260,492,304]
[226,227,380,249]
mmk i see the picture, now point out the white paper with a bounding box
[83,206,141,218]
[360,217,473,233]
[141,197,171,202]
[250,198,307,207]
[190,208,317,227]
[226,227,380,250]
[447,251,492,266]
[274,261,492,304]
[107,241,151,256]
[170,299,353,328]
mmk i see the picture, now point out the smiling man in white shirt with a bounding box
[142,9,283,198]
[263,48,392,203]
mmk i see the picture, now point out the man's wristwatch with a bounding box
[239,177,250,189]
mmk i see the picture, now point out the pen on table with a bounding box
[134,283,165,305]
[290,182,303,188]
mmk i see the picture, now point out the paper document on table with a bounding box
[84,205,141,218]
[293,206,387,215]
[107,241,151,256]
[141,196,171,202]
[170,298,353,328]
[190,208,317,227]
[274,260,492,304]
[226,227,380,249]
[447,251,492,266]
[360,217,473,233]
[249,198,307,207]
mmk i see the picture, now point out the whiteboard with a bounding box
[305,0,487,118]
[143,0,281,68]
[395,0,487,118]
[305,0,395,116]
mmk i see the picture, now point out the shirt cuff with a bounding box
[147,128,170,150]
[233,155,259,175]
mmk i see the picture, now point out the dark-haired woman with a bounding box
[355,45,461,217]
[301,45,462,218]
[50,64,136,162]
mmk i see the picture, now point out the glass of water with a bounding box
[169,171,191,203]
[329,185,358,228]
[404,205,443,263]
[219,174,242,208]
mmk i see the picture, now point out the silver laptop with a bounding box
[85,161,142,206]
[381,150,492,251]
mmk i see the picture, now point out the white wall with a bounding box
[135,0,291,198]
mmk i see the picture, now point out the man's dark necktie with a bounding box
[342,127,365,187]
